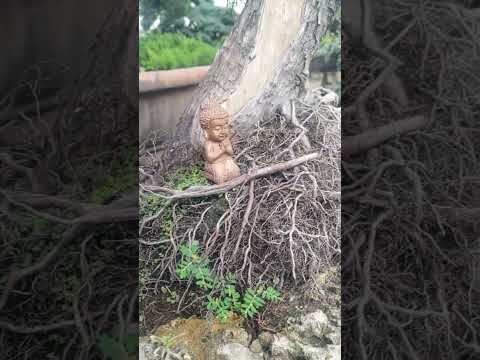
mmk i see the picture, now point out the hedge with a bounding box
[139,32,217,71]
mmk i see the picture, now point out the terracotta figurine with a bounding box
[199,99,240,184]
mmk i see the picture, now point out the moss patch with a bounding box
[152,315,245,360]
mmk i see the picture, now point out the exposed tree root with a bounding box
[0,8,137,359]
[342,0,480,357]
[139,88,340,329]
[343,115,428,156]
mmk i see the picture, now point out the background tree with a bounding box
[183,0,237,46]
[140,0,191,33]
[314,6,341,70]
[172,0,338,151]
[140,0,237,45]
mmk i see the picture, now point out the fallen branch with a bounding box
[143,152,320,200]
[343,115,428,156]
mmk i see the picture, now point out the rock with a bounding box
[249,339,263,353]
[270,334,296,360]
[221,328,251,347]
[141,309,340,360]
[216,343,263,360]
[269,336,340,360]
[325,345,341,360]
[300,310,331,339]
[139,338,156,360]
[258,331,274,349]
[268,309,341,360]
[299,343,341,360]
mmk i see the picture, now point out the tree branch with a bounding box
[143,152,321,200]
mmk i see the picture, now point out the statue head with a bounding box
[199,98,230,143]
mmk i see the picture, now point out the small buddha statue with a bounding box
[199,99,240,184]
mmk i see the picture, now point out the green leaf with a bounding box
[261,287,282,302]
[207,296,224,312]
[240,288,265,318]
[217,307,231,322]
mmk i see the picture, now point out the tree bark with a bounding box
[174,0,336,149]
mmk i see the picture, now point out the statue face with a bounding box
[207,118,229,142]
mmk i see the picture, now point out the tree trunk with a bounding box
[174,0,336,149]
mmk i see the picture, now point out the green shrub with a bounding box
[167,164,208,191]
[140,164,208,236]
[139,32,217,71]
[316,31,341,70]
[176,243,282,322]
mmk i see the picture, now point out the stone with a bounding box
[199,98,241,184]
[268,309,341,360]
[141,309,341,360]
[221,327,251,347]
[152,316,247,360]
[269,337,340,360]
[139,338,156,360]
[270,334,296,360]
[325,345,341,360]
[249,339,263,353]
[258,331,274,349]
[300,310,331,339]
[216,343,263,360]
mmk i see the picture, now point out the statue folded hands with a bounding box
[199,99,240,184]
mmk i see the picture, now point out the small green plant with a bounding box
[161,287,179,304]
[160,335,175,350]
[240,288,265,319]
[206,296,232,322]
[261,286,282,302]
[140,165,208,236]
[176,244,282,322]
[140,193,167,219]
[168,164,208,190]
[176,244,216,290]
